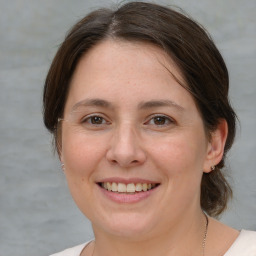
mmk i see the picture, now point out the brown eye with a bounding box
[153,116,167,125]
[90,116,104,124]
[145,115,174,127]
[82,115,108,126]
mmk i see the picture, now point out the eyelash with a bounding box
[144,114,175,127]
[80,114,175,128]
[81,114,110,126]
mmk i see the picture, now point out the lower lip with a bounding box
[98,185,159,204]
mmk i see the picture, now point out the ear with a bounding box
[59,149,65,171]
[58,142,64,163]
[55,123,63,161]
[203,119,228,173]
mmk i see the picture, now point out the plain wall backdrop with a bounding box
[0,0,255,255]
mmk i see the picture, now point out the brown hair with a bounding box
[43,2,237,217]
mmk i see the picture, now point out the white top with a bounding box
[224,230,256,256]
[50,230,256,256]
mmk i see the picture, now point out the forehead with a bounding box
[65,39,195,113]
[74,39,186,85]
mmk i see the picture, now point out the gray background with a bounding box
[0,0,255,255]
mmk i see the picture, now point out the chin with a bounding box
[93,212,156,240]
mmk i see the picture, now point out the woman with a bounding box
[43,2,256,255]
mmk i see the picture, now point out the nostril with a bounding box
[106,144,146,167]
[110,159,118,164]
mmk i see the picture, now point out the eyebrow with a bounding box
[71,98,113,112]
[138,100,184,111]
[71,98,184,112]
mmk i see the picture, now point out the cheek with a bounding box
[148,131,207,178]
[60,132,107,215]
[61,131,106,178]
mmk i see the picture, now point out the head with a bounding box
[43,2,236,219]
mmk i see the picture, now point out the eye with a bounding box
[81,115,109,126]
[145,115,175,127]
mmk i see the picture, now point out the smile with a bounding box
[99,182,159,193]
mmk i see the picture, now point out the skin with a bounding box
[60,40,238,256]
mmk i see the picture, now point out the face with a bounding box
[60,40,214,239]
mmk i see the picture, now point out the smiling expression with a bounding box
[60,40,214,238]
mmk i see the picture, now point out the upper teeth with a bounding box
[101,182,156,193]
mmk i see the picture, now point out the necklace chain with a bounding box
[202,213,209,256]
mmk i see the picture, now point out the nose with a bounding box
[106,124,146,168]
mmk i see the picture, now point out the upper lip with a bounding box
[97,177,160,184]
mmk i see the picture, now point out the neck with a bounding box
[91,211,207,256]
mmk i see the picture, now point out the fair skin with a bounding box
[60,40,238,256]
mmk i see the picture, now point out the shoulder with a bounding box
[49,241,90,256]
[225,230,256,256]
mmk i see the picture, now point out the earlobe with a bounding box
[204,119,228,173]
[61,162,65,171]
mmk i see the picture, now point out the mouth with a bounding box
[97,182,160,194]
